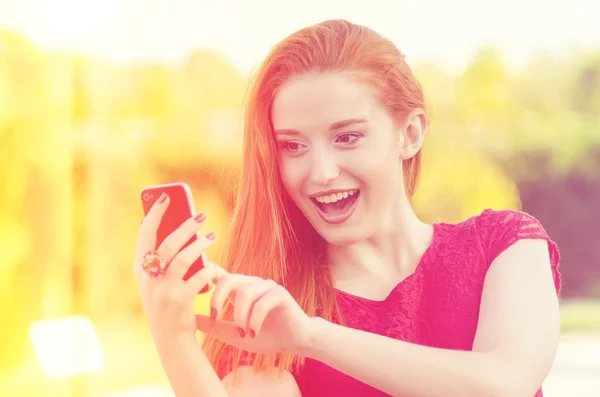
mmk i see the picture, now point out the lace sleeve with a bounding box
[478,209,561,295]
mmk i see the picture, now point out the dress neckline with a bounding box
[333,222,440,304]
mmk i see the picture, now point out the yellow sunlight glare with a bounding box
[29,316,104,378]
[29,0,119,50]
[103,385,174,397]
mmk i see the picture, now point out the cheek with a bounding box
[355,142,402,181]
[279,158,304,198]
[354,145,403,199]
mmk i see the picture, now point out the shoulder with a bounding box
[439,208,543,234]
[474,208,545,232]
[433,208,561,294]
[475,208,561,294]
[440,208,555,253]
[222,366,302,397]
[473,209,558,261]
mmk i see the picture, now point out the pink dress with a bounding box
[220,209,562,397]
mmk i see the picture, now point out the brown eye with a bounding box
[336,133,361,145]
[277,140,306,153]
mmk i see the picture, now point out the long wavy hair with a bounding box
[202,19,425,378]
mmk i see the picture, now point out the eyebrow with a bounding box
[274,118,368,136]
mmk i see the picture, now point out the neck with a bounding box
[326,193,434,282]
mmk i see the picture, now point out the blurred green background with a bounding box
[1,1,599,396]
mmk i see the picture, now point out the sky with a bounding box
[0,0,598,74]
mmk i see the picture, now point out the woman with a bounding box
[135,19,561,397]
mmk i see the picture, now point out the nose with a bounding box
[310,148,340,186]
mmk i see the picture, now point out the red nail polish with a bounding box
[210,307,217,321]
[195,213,206,223]
[206,232,216,241]
[249,329,255,338]
[237,328,245,338]
[158,193,168,204]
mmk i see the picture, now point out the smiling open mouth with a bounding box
[310,189,360,223]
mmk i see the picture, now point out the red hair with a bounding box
[202,19,425,378]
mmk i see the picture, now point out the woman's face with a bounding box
[271,72,424,246]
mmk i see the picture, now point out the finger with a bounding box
[196,314,240,344]
[204,259,221,268]
[210,274,256,319]
[247,286,288,337]
[135,193,170,266]
[182,260,227,298]
[233,279,277,335]
[166,233,215,281]
[157,213,207,262]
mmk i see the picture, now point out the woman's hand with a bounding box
[134,193,218,342]
[133,193,315,355]
[193,269,316,356]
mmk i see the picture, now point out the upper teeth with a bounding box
[315,190,358,203]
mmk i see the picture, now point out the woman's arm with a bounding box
[156,335,301,397]
[299,239,560,397]
[155,335,228,397]
[223,366,302,397]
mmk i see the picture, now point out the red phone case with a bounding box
[141,182,209,294]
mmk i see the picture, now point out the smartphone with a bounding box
[141,182,210,294]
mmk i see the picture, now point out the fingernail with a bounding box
[237,327,245,338]
[206,232,216,241]
[248,329,255,338]
[195,213,206,223]
[210,307,217,321]
[158,193,168,204]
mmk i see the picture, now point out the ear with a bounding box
[398,109,427,160]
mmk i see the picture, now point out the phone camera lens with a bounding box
[143,193,151,201]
